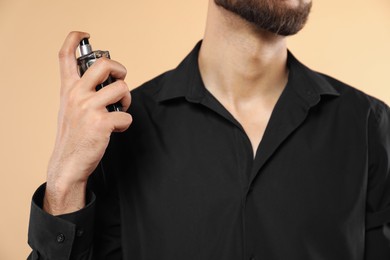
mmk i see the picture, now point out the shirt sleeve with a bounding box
[27,183,96,260]
[27,151,123,259]
[365,101,390,259]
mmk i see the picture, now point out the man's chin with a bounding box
[214,0,312,37]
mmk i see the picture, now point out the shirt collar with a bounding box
[156,40,340,106]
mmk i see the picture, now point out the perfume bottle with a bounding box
[77,38,122,112]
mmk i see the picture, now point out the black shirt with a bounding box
[28,41,390,260]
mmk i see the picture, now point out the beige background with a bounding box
[0,0,389,258]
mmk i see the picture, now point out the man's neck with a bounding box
[198,1,289,108]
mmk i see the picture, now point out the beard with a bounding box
[214,0,312,36]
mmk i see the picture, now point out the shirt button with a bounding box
[76,229,84,237]
[56,233,65,243]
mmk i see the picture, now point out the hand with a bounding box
[44,31,132,215]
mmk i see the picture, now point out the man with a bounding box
[28,0,390,259]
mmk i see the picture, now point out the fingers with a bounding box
[58,31,90,85]
[79,58,127,92]
[106,112,133,132]
[93,80,131,112]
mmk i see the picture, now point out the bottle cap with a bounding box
[79,38,92,56]
[80,38,89,46]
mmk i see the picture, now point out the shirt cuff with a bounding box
[28,183,96,260]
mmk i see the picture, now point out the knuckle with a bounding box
[117,80,129,93]
[59,31,89,60]
[58,49,71,60]
[67,87,77,101]
[122,65,128,76]
[68,31,80,37]
[66,88,81,106]
[95,57,110,68]
[123,114,133,131]
[79,98,90,112]
[94,58,111,75]
[122,92,132,109]
[60,87,70,101]
[93,113,109,129]
[68,31,88,42]
[127,114,133,124]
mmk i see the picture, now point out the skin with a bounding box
[44,32,132,215]
[199,1,289,157]
[199,0,311,155]
[44,0,311,215]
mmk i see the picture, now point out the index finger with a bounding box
[58,31,90,84]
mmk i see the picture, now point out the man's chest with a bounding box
[111,108,368,259]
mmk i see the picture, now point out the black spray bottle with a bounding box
[77,38,122,112]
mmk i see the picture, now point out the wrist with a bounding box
[44,180,87,215]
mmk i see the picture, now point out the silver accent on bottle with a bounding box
[79,44,93,56]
